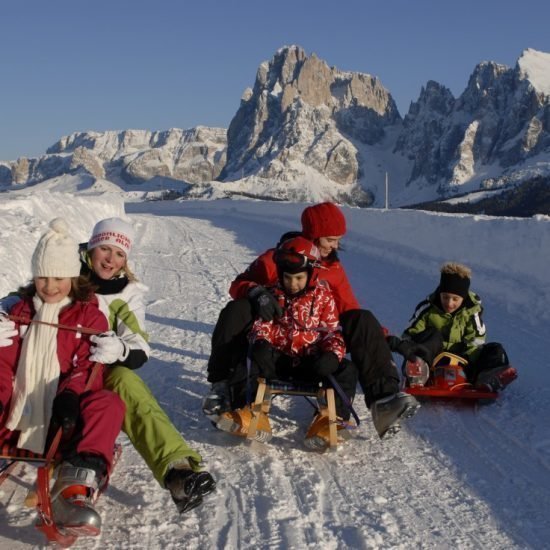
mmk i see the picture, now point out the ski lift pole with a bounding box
[385,172,389,210]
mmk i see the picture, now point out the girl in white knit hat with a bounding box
[0,218,125,537]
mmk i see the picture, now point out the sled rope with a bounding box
[327,373,361,426]
[7,314,103,336]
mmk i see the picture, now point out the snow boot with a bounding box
[202,380,231,423]
[165,467,216,514]
[50,463,102,536]
[216,405,272,442]
[371,392,420,439]
[303,413,352,452]
[475,366,518,392]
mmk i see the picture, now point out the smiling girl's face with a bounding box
[90,245,127,280]
[34,277,72,303]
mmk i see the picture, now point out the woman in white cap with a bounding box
[81,217,215,514]
[0,218,125,536]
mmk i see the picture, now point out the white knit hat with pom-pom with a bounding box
[31,218,81,278]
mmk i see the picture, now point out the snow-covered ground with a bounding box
[1,192,550,549]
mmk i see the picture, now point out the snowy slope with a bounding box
[518,48,550,96]
[1,195,550,549]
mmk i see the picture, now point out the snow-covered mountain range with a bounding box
[1,46,550,211]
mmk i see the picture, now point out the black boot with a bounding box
[165,468,216,513]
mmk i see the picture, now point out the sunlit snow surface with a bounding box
[1,192,549,549]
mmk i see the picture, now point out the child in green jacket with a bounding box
[389,262,517,391]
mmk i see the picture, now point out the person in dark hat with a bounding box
[390,262,517,391]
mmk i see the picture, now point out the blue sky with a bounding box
[1,0,549,161]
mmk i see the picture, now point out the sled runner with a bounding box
[1,430,77,547]
[0,434,122,547]
[217,377,357,451]
[403,352,499,400]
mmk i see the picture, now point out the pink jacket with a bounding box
[0,296,108,410]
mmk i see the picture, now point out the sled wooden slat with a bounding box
[0,459,19,485]
[248,378,338,448]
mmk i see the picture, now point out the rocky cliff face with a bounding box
[218,46,550,206]
[0,127,227,187]
[220,45,401,198]
[395,50,550,197]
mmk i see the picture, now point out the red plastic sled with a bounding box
[403,352,498,400]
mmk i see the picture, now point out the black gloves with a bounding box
[251,339,277,379]
[248,286,283,322]
[51,391,80,437]
[387,336,428,362]
[386,335,405,353]
[313,352,340,377]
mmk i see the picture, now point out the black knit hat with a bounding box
[439,271,470,298]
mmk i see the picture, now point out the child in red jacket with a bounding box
[217,236,357,451]
[0,218,125,537]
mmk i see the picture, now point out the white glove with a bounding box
[89,331,129,364]
[0,316,17,348]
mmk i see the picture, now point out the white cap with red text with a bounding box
[87,217,135,256]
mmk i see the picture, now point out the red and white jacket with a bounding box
[250,283,346,362]
[0,296,108,409]
[230,247,360,315]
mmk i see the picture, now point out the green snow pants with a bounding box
[104,366,203,486]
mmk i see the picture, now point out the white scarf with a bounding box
[6,295,72,454]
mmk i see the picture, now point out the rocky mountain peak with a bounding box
[395,49,550,196]
[220,44,400,205]
[1,127,226,187]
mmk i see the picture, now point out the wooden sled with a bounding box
[248,378,339,449]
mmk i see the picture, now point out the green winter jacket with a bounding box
[403,290,486,363]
